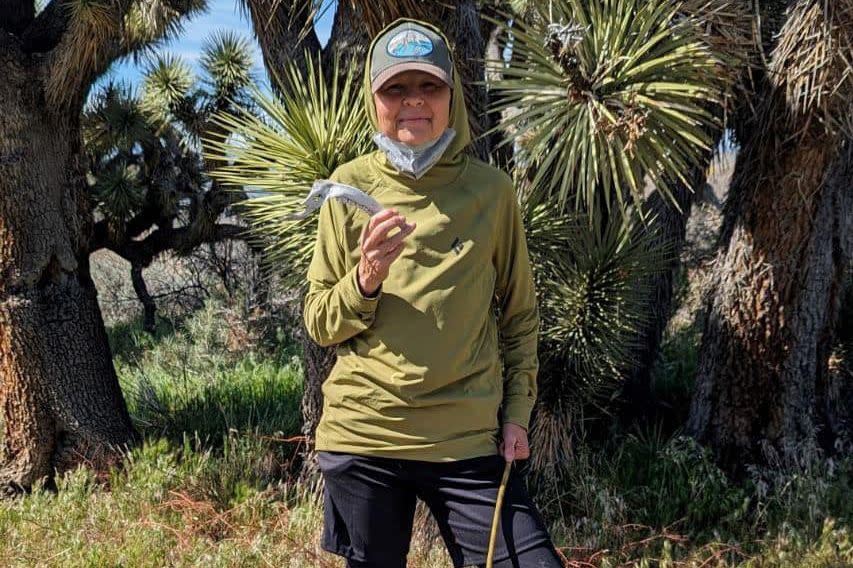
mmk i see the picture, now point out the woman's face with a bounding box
[373,70,451,146]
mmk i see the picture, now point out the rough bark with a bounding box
[322,0,369,83]
[442,0,492,160]
[689,115,853,472]
[813,141,853,451]
[825,265,853,448]
[688,0,853,473]
[0,41,139,494]
[296,294,337,484]
[241,0,322,90]
[131,263,157,334]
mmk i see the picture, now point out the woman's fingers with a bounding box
[365,216,407,250]
[381,241,405,262]
[359,220,370,247]
[359,210,416,289]
[365,215,415,253]
[367,208,399,233]
[378,222,415,255]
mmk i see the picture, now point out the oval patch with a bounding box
[387,30,433,57]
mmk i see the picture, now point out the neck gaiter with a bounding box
[372,128,457,180]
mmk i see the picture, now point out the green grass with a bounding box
[114,302,303,449]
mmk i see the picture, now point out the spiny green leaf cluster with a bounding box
[83,28,253,234]
[141,33,255,147]
[527,204,672,406]
[488,0,726,217]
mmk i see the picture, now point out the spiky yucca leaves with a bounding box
[203,55,371,288]
[83,83,155,226]
[538,213,671,384]
[528,207,672,398]
[123,0,207,56]
[200,31,256,101]
[46,0,206,107]
[487,0,725,217]
[84,82,157,158]
[679,0,756,76]
[524,204,672,472]
[83,82,204,238]
[141,54,195,125]
[91,165,147,221]
[142,33,254,147]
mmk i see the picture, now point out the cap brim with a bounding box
[371,62,452,93]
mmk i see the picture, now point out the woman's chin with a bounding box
[395,131,437,146]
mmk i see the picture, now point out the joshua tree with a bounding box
[85,32,257,332]
[484,0,737,471]
[688,0,853,472]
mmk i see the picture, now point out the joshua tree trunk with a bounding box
[131,263,157,333]
[297,295,337,484]
[0,48,139,494]
[688,0,853,472]
[242,0,321,87]
[690,131,853,471]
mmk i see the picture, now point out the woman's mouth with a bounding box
[399,117,431,126]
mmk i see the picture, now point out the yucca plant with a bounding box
[483,0,747,478]
[537,212,671,382]
[84,82,197,240]
[202,53,372,289]
[524,201,673,470]
[487,0,727,217]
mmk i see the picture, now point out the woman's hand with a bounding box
[499,422,530,462]
[357,208,416,296]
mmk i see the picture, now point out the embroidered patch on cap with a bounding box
[387,30,433,57]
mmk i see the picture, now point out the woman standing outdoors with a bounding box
[304,18,563,568]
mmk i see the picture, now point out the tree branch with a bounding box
[107,223,248,267]
[242,0,321,92]
[322,0,368,84]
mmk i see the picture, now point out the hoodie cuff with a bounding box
[501,395,535,432]
[339,263,381,319]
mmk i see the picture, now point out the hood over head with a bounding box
[363,18,472,187]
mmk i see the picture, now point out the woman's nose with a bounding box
[402,95,424,106]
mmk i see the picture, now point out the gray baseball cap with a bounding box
[370,20,454,93]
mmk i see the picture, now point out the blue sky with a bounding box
[97,0,336,90]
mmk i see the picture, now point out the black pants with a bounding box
[318,451,563,568]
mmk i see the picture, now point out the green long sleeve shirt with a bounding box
[303,152,540,461]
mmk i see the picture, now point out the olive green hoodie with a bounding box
[303,18,539,461]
